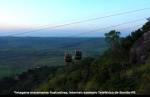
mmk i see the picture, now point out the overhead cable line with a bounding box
[5,7,150,36]
[65,17,146,37]
[58,17,147,48]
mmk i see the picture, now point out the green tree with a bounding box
[121,35,133,50]
[105,30,121,51]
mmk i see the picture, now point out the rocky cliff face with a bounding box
[130,31,150,64]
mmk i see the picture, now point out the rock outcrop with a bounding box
[130,31,150,64]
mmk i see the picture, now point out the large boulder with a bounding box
[130,31,150,64]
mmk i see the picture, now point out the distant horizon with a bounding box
[0,25,143,37]
[0,36,106,38]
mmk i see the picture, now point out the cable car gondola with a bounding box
[64,53,73,63]
[74,50,82,60]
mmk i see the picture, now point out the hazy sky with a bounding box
[0,0,150,37]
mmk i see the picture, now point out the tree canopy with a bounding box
[105,30,121,51]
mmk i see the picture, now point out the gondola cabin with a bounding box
[74,50,82,60]
[64,53,72,63]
